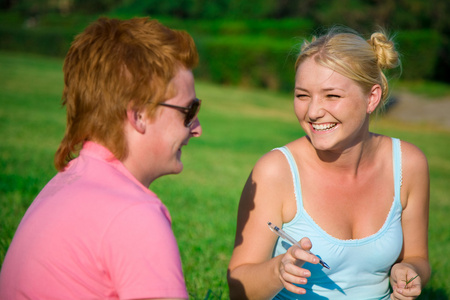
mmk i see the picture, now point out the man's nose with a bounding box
[190,117,202,137]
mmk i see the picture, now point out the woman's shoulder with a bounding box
[378,135,429,190]
[373,134,427,162]
[252,138,306,182]
[252,147,289,178]
[397,138,429,178]
[397,138,427,160]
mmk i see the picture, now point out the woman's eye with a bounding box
[327,94,341,98]
[296,94,308,99]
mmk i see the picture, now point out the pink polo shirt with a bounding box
[0,142,188,299]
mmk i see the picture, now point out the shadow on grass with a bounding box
[189,288,226,300]
[419,287,449,299]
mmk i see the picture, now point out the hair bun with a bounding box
[368,32,400,70]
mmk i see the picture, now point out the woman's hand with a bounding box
[278,237,319,295]
[390,263,422,300]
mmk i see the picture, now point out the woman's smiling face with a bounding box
[294,57,378,152]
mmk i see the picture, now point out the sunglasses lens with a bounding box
[185,99,201,127]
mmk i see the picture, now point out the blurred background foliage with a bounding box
[1,0,449,92]
[1,2,449,298]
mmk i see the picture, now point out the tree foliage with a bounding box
[1,0,449,82]
[2,0,448,29]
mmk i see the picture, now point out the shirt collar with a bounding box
[79,141,157,196]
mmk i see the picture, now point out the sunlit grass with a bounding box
[1,51,449,299]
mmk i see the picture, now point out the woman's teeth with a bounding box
[312,123,336,131]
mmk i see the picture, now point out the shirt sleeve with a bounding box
[101,201,188,299]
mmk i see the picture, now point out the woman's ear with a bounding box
[126,105,146,134]
[367,84,382,114]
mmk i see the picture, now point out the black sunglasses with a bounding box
[158,98,201,127]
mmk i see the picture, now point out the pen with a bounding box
[268,221,330,269]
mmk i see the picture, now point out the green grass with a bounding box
[1,51,449,299]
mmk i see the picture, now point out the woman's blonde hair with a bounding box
[295,27,400,110]
[55,17,198,171]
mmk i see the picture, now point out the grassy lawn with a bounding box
[1,51,449,299]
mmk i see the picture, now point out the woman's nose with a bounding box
[307,97,326,121]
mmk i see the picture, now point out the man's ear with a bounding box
[367,84,382,114]
[126,105,146,134]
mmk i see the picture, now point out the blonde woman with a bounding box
[228,27,430,300]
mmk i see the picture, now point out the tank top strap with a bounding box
[391,138,403,204]
[272,146,303,208]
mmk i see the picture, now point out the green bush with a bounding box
[396,30,442,80]
[195,35,300,91]
[37,13,98,30]
[0,16,445,90]
[0,26,76,57]
[169,18,314,39]
[193,28,444,91]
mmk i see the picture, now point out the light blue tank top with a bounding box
[272,138,403,300]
